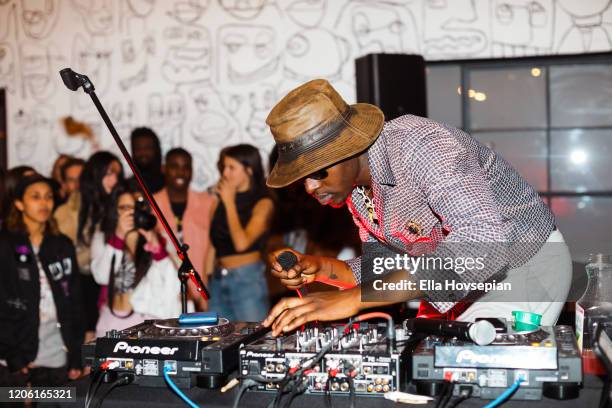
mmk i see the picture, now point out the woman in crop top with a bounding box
[208,144,274,321]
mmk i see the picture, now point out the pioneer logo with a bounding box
[455,350,513,366]
[244,351,274,358]
[113,341,179,356]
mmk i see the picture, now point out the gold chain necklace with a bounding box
[356,186,378,224]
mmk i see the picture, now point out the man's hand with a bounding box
[268,248,322,290]
[262,288,361,336]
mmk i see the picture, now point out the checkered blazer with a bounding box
[345,115,555,313]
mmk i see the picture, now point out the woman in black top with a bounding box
[209,144,273,321]
[0,175,83,387]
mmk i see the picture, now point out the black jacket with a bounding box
[0,231,84,371]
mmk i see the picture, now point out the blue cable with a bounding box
[163,366,200,408]
[483,379,522,408]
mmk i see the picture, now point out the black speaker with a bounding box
[355,53,427,121]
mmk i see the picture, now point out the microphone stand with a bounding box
[59,68,210,314]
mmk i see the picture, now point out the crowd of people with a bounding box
[0,126,360,389]
[0,78,578,404]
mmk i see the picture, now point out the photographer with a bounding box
[90,181,181,337]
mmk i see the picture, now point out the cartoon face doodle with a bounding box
[20,42,63,102]
[351,4,407,53]
[161,25,211,85]
[285,0,326,28]
[284,28,350,82]
[218,25,280,85]
[491,0,553,49]
[119,16,155,91]
[72,0,114,35]
[246,83,276,142]
[166,0,210,24]
[422,0,488,58]
[218,0,268,20]
[148,92,186,151]
[21,0,60,39]
[187,85,241,148]
[72,34,112,104]
[13,107,55,162]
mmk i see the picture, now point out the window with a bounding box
[426,54,612,263]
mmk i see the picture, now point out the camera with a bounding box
[133,199,157,231]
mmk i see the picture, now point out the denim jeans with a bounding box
[208,260,270,322]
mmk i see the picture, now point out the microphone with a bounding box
[277,251,297,271]
[276,251,308,297]
[405,318,497,346]
[59,68,95,93]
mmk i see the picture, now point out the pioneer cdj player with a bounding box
[82,318,267,388]
[410,320,582,401]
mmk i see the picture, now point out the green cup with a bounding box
[512,310,542,332]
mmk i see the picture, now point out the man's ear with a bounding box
[14,200,25,212]
[246,167,253,177]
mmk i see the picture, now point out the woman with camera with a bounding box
[90,181,181,337]
[208,144,273,321]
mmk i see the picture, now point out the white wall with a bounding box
[2,0,612,190]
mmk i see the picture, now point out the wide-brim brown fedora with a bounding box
[266,79,384,188]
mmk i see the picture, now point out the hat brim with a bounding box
[267,103,384,188]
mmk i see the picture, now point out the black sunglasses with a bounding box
[304,168,329,181]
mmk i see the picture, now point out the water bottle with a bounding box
[575,253,612,375]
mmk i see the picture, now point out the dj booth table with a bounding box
[62,374,605,408]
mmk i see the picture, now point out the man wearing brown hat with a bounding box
[262,79,571,336]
